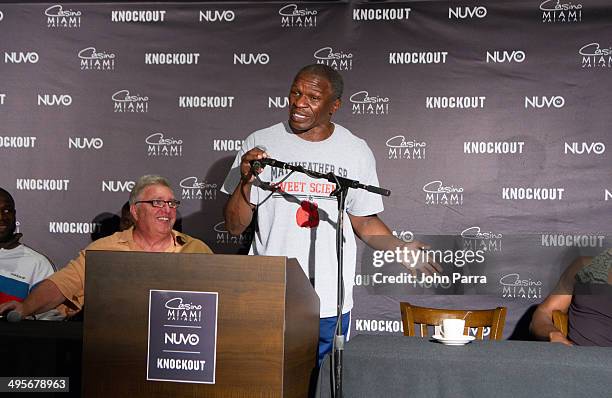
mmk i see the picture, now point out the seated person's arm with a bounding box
[0,279,65,318]
[529,256,592,345]
[530,293,572,345]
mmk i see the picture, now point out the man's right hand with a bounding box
[239,147,268,184]
[549,330,573,346]
[0,300,24,319]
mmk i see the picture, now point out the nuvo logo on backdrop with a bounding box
[4,51,39,64]
[146,132,183,157]
[0,11,4,22]
[101,180,135,193]
[540,0,582,23]
[68,137,104,150]
[233,52,269,65]
[386,135,426,160]
[486,50,526,63]
[350,90,389,115]
[199,9,235,23]
[45,4,82,28]
[279,3,317,28]
[579,43,612,68]
[605,189,611,201]
[0,93,5,105]
[37,93,72,107]
[112,89,149,113]
[448,6,487,19]
[423,180,464,206]
[564,142,605,155]
[78,47,116,71]
[313,46,353,70]
[524,95,564,109]
[180,177,217,200]
[353,6,411,21]
[268,96,288,109]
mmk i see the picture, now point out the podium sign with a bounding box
[82,252,319,398]
[147,290,218,384]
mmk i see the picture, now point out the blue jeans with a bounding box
[318,312,350,366]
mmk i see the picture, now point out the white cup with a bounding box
[441,319,465,338]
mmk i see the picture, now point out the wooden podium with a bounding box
[82,252,319,398]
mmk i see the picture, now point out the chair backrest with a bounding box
[400,302,507,340]
[552,310,569,337]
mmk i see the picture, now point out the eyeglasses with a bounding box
[135,200,181,209]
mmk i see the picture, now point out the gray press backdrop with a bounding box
[0,1,610,338]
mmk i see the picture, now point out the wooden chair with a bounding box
[552,310,569,337]
[400,302,507,340]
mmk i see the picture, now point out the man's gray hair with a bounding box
[128,175,172,205]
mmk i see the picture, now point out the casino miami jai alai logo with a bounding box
[45,4,82,28]
[112,89,149,112]
[579,42,612,68]
[279,3,317,27]
[386,135,426,159]
[314,46,353,70]
[540,0,582,23]
[350,91,389,115]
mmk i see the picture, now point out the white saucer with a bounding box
[431,334,475,346]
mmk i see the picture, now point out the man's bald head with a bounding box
[293,64,344,100]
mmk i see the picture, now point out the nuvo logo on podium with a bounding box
[147,290,218,384]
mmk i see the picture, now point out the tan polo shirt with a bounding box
[48,227,212,314]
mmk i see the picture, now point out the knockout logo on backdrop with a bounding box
[147,290,218,384]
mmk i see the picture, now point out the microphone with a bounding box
[6,310,22,322]
[250,157,276,173]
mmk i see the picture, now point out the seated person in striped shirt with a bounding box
[0,188,56,311]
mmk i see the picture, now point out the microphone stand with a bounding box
[253,159,390,398]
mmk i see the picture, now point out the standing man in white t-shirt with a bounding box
[222,64,439,364]
[0,188,56,306]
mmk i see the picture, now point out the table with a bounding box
[317,335,612,398]
[0,320,82,397]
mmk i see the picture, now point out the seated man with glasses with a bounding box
[0,175,212,319]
